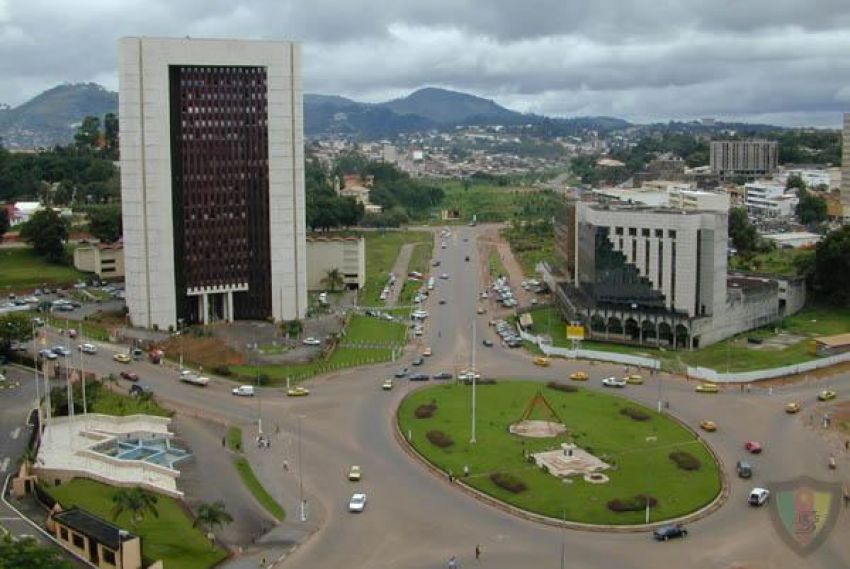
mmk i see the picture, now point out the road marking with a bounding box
[10,428,20,440]
[0,458,9,473]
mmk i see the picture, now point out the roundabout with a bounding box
[398,380,722,526]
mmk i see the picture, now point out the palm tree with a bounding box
[321,268,344,293]
[193,501,233,546]
[111,487,159,526]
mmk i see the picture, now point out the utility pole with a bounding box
[298,415,307,522]
[65,323,74,417]
[79,332,87,415]
[31,321,41,431]
[560,507,566,569]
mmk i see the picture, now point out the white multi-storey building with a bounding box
[744,181,798,218]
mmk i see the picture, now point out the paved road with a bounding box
[13,223,850,569]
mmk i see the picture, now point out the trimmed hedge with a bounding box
[462,378,497,385]
[547,382,578,393]
[414,403,438,419]
[607,494,658,512]
[426,430,454,448]
[490,472,528,493]
[669,450,701,471]
[620,407,651,421]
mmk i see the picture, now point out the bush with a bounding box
[414,403,437,419]
[669,450,701,471]
[257,374,271,386]
[547,382,578,393]
[213,365,232,377]
[426,430,454,448]
[620,407,651,421]
[607,494,658,512]
[462,378,497,385]
[490,472,528,493]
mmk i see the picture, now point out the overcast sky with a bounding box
[2,0,850,126]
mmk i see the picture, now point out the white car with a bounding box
[302,337,322,346]
[231,385,255,397]
[602,377,627,388]
[748,488,770,506]
[458,369,481,381]
[349,493,367,513]
[78,343,98,355]
[412,310,429,319]
[439,273,449,280]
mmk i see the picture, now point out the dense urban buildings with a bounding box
[118,37,307,330]
[709,140,778,181]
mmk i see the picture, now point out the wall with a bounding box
[518,328,662,369]
[306,237,365,290]
[688,351,850,383]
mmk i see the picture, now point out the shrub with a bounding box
[620,407,651,421]
[414,403,437,419]
[213,365,232,377]
[490,472,528,493]
[607,494,658,512]
[257,374,271,386]
[547,382,578,393]
[462,378,497,385]
[669,450,701,471]
[426,430,454,448]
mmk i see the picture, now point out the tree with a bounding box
[796,188,827,226]
[19,208,68,262]
[321,268,344,292]
[785,174,805,191]
[728,207,759,254]
[103,113,119,158]
[87,206,122,243]
[111,487,159,526]
[74,116,101,150]
[811,226,850,305]
[193,501,233,546]
[0,312,34,350]
[0,207,8,242]
[0,534,74,569]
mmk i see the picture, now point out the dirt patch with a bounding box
[159,335,247,368]
[509,420,567,438]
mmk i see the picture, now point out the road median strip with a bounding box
[233,457,285,521]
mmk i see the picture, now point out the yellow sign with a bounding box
[566,325,585,340]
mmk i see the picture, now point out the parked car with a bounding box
[129,384,153,397]
[653,525,688,541]
[232,385,255,397]
[78,343,97,355]
[409,373,430,381]
[412,357,425,367]
[602,377,627,388]
[748,487,770,506]
[394,368,409,378]
[348,493,367,513]
[433,372,453,380]
[745,441,763,454]
[348,465,362,481]
[736,460,753,479]
[482,339,494,347]
[302,337,322,346]
[120,371,139,382]
[695,383,719,393]
[423,347,432,357]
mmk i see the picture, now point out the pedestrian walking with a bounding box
[448,555,458,569]
[221,436,226,448]
[475,544,481,559]
[845,440,849,451]
[463,465,470,477]
[283,459,289,471]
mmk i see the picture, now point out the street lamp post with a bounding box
[470,320,477,445]
[31,321,41,432]
[298,415,307,522]
[645,434,657,524]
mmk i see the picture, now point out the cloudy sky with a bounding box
[2,0,850,126]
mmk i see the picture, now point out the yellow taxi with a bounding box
[533,357,551,367]
[569,371,589,381]
[287,386,310,397]
[348,465,362,481]
[113,353,131,364]
[785,402,801,414]
[695,383,719,394]
[625,374,644,385]
[818,390,837,402]
[699,420,718,432]
[423,347,433,357]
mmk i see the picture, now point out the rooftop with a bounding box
[54,507,137,550]
[814,333,850,347]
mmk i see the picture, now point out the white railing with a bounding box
[519,329,661,370]
[687,351,850,383]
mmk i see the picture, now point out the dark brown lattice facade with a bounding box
[169,65,271,322]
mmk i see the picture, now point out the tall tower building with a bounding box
[119,37,307,330]
[842,113,850,217]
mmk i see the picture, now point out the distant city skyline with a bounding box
[2,1,850,127]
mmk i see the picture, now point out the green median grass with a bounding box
[89,386,171,417]
[0,248,87,292]
[399,381,721,525]
[227,426,243,453]
[360,231,433,306]
[234,457,285,521]
[47,479,227,569]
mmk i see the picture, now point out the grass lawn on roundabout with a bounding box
[398,380,721,525]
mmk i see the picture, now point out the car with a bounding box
[745,441,763,454]
[51,346,72,357]
[625,374,644,385]
[67,329,78,339]
[32,317,45,327]
[748,487,770,506]
[653,525,688,541]
[438,299,447,305]
[602,377,627,388]
[113,353,131,364]
[78,343,97,355]
[120,370,139,382]
[533,357,551,367]
[785,402,801,414]
[382,379,394,390]
[414,327,424,336]
[458,369,481,381]
[506,339,523,348]
[129,384,153,397]
[433,372,453,380]
[232,385,255,397]
[736,460,753,479]
[476,306,486,314]
[409,373,430,381]
[818,390,836,401]
[302,337,322,346]
[39,349,58,361]
[695,383,719,393]
[394,368,409,378]
[349,493,367,513]
[412,310,429,319]
[700,420,718,432]
[570,371,589,381]
[439,273,449,280]
[431,260,441,267]
[287,387,310,397]
[482,339,494,347]
[348,465,362,481]
[423,347,432,357]
[465,256,470,262]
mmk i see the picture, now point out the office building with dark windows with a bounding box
[119,37,306,330]
[709,139,778,181]
[553,201,801,349]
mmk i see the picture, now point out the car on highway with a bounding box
[409,373,430,381]
[129,384,153,397]
[434,372,453,380]
[78,343,97,355]
[413,327,424,336]
[431,260,441,267]
[394,368,409,378]
[382,379,393,390]
[785,402,801,414]
[458,369,481,381]
[113,353,132,364]
[476,306,486,314]
[120,371,139,382]
[39,349,58,361]
[570,371,589,381]
[287,387,310,397]
[699,420,718,432]
[602,377,627,388]
[439,299,447,305]
[748,487,770,506]
[439,273,449,280]
[348,465,362,481]
[482,339,494,347]
[653,525,688,541]
[423,347,432,357]
[465,256,470,262]
[302,337,322,346]
[412,357,424,367]
[51,346,72,357]
[412,310,429,319]
[231,385,255,397]
[736,460,753,479]
[625,374,644,385]
[533,357,551,367]
[745,441,763,454]
[695,383,719,393]
[818,390,837,401]
[348,493,367,513]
